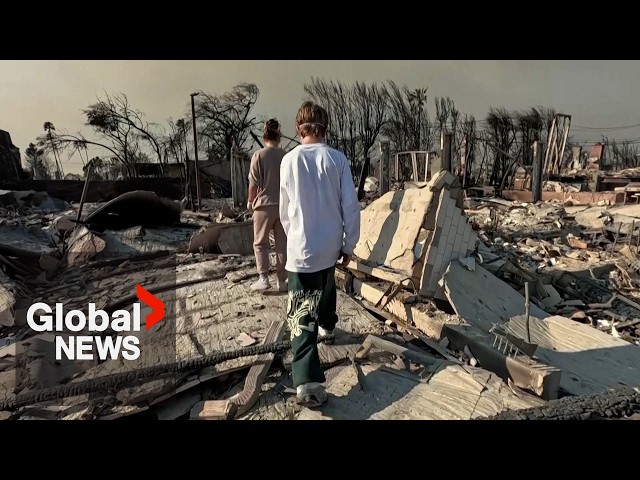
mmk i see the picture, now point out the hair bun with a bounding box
[265,118,280,130]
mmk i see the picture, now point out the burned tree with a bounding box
[41,130,129,178]
[409,88,429,148]
[163,117,191,164]
[42,121,64,179]
[304,77,389,178]
[434,97,457,141]
[434,96,480,182]
[71,139,91,168]
[194,83,260,161]
[513,107,555,166]
[434,97,464,164]
[459,115,477,187]
[482,108,517,187]
[82,93,165,176]
[24,142,53,179]
[351,81,389,176]
[605,136,640,170]
[472,106,557,188]
[304,77,355,166]
[383,82,434,153]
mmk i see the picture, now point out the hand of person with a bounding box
[246,201,253,212]
[338,251,352,266]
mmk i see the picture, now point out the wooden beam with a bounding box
[190,400,238,420]
[616,293,640,312]
[351,278,415,326]
[191,319,286,420]
[360,302,462,364]
[346,260,414,286]
[227,319,287,418]
[349,277,561,400]
[334,267,354,294]
[442,324,561,400]
[356,334,441,370]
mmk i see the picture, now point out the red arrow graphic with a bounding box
[136,284,165,330]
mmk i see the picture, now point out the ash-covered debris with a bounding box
[2,175,640,421]
[0,190,70,215]
[463,195,640,346]
[0,188,305,420]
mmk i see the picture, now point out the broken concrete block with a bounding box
[0,287,15,328]
[571,311,588,321]
[441,261,549,333]
[419,184,479,299]
[219,203,235,219]
[353,185,434,275]
[218,222,253,255]
[53,215,76,234]
[352,171,477,300]
[100,226,194,256]
[0,270,16,328]
[191,400,237,420]
[63,226,107,267]
[189,221,254,256]
[237,332,257,347]
[541,285,562,308]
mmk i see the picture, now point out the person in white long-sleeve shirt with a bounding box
[279,101,361,407]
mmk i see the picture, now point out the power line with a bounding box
[571,122,640,131]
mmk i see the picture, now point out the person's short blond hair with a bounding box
[295,101,329,139]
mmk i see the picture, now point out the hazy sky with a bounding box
[2,60,640,174]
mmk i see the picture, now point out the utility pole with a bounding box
[532,141,544,203]
[181,120,193,210]
[442,132,453,173]
[379,140,390,195]
[190,92,201,211]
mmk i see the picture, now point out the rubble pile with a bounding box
[543,180,582,193]
[606,167,640,178]
[344,171,640,409]
[1,172,640,421]
[464,197,640,345]
[0,188,311,420]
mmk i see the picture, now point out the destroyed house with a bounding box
[0,129,28,181]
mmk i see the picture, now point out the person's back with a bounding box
[279,101,360,408]
[280,142,359,273]
[250,145,285,210]
[247,119,288,292]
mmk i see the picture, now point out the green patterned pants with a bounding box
[287,266,338,388]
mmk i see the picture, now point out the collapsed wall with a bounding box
[419,173,479,299]
[352,171,478,300]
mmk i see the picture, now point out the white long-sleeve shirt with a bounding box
[279,143,361,273]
